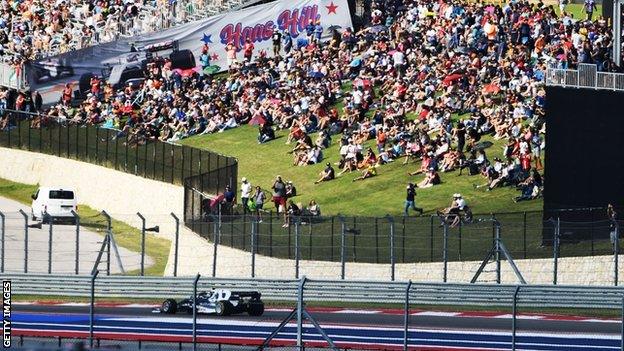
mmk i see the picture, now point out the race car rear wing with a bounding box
[232,291,262,300]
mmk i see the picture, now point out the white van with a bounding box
[31,187,77,224]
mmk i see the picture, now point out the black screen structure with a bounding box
[543,86,624,241]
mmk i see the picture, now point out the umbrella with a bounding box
[473,141,494,151]
[248,114,266,126]
[203,65,221,75]
[370,25,387,34]
[482,83,501,95]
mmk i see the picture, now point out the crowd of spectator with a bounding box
[1,0,621,215]
[0,0,212,62]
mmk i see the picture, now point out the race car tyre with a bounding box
[215,301,233,316]
[161,299,177,314]
[247,302,264,316]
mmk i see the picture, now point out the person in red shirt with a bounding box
[243,38,255,62]
[61,83,73,106]
[520,153,532,171]
[90,76,101,96]
[15,93,25,111]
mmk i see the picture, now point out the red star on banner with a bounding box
[326,1,338,14]
[211,53,219,61]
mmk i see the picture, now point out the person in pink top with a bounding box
[225,42,238,67]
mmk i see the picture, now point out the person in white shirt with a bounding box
[240,177,252,213]
[392,50,405,77]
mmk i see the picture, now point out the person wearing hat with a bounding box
[315,162,335,184]
[404,183,424,216]
[445,194,465,216]
[240,177,252,213]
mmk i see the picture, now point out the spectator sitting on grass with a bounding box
[352,164,377,182]
[258,124,275,144]
[284,200,301,228]
[285,181,297,198]
[315,162,335,184]
[514,169,543,202]
[417,168,441,189]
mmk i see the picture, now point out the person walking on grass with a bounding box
[240,177,252,213]
[404,183,424,216]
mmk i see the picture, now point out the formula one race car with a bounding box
[154,289,264,316]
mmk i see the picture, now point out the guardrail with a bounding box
[4,273,624,309]
[545,63,624,91]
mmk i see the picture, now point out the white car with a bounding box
[31,187,77,224]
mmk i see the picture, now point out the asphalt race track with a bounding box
[13,304,622,350]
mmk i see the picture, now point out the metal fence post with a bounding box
[621,294,624,351]
[403,280,412,351]
[495,221,501,284]
[251,218,256,278]
[339,216,346,280]
[429,215,434,262]
[523,211,527,259]
[192,273,200,351]
[18,209,28,273]
[554,218,560,285]
[615,220,620,287]
[0,211,4,273]
[295,218,301,279]
[442,221,449,283]
[297,275,307,348]
[212,220,218,278]
[171,213,179,277]
[512,285,521,350]
[387,215,395,281]
[46,213,53,274]
[137,212,146,276]
[89,270,99,349]
[72,211,80,274]
[101,211,112,276]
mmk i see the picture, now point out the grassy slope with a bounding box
[0,178,170,276]
[181,125,542,217]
